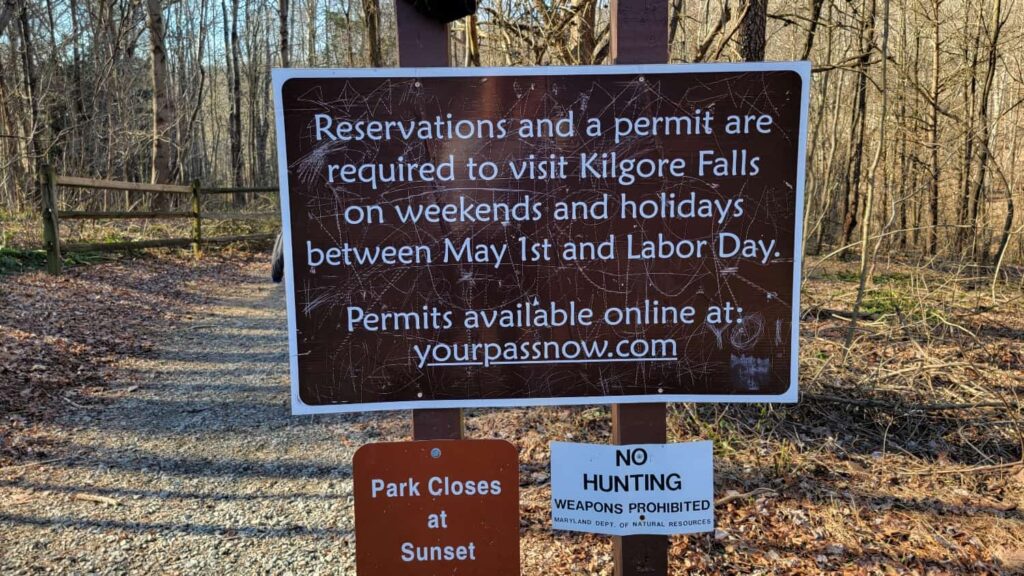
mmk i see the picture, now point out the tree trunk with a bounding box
[847,0,890,349]
[801,0,826,60]
[0,0,18,39]
[573,0,596,64]
[897,87,908,250]
[972,0,1003,263]
[305,0,316,66]
[0,57,26,212]
[956,19,979,256]
[280,0,290,67]
[146,0,177,193]
[928,0,942,256]
[738,0,767,60]
[841,0,876,251]
[18,0,44,206]
[362,0,382,67]
[991,85,1018,290]
[226,0,244,203]
[465,14,481,66]
[669,0,684,53]
[68,0,81,114]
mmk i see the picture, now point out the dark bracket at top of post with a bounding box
[394,0,465,442]
[396,1,450,68]
[611,0,669,65]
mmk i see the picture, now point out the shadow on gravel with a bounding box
[0,513,350,540]
[154,350,286,364]
[0,479,348,502]
[125,381,283,393]
[37,446,353,479]
[63,402,361,434]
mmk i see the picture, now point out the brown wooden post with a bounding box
[40,164,62,275]
[190,180,202,259]
[610,0,670,574]
[394,1,463,441]
[612,403,668,575]
[395,2,449,68]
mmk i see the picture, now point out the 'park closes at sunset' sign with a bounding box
[353,440,520,575]
[272,63,810,413]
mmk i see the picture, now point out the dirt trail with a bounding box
[0,266,381,573]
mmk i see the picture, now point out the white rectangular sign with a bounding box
[550,441,714,536]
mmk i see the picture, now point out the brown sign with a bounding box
[273,64,809,413]
[353,440,520,575]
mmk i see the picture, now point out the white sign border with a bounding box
[272,61,810,415]
[549,440,715,536]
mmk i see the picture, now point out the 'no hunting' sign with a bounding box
[550,441,714,536]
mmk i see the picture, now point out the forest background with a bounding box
[0,0,1022,274]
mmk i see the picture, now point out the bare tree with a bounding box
[928,0,942,255]
[280,0,290,67]
[738,0,766,60]
[224,0,244,203]
[17,0,44,204]
[362,0,381,67]
[970,0,1006,263]
[146,0,177,189]
[465,13,481,66]
[0,0,18,40]
[1,0,1024,269]
[840,0,877,250]
[572,0,596,63]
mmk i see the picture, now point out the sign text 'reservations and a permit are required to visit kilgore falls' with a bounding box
[272,63,811,413]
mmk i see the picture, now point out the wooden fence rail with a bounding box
[54,175,193,194]
[40,165,279,275]
[199,186,279,194]
[59,211,194,220]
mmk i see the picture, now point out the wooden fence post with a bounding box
[40,164,62,275]
[395,1,464,442]
[610,0,670,575]
[191,180,202,259]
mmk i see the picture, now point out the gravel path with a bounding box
[0,267,387,574]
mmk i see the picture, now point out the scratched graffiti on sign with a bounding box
[272,63,810,413]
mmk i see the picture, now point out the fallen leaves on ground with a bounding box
[3,254,1024,573]
[0,253,262,464]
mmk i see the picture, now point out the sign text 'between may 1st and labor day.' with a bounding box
[272,63,810,413]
